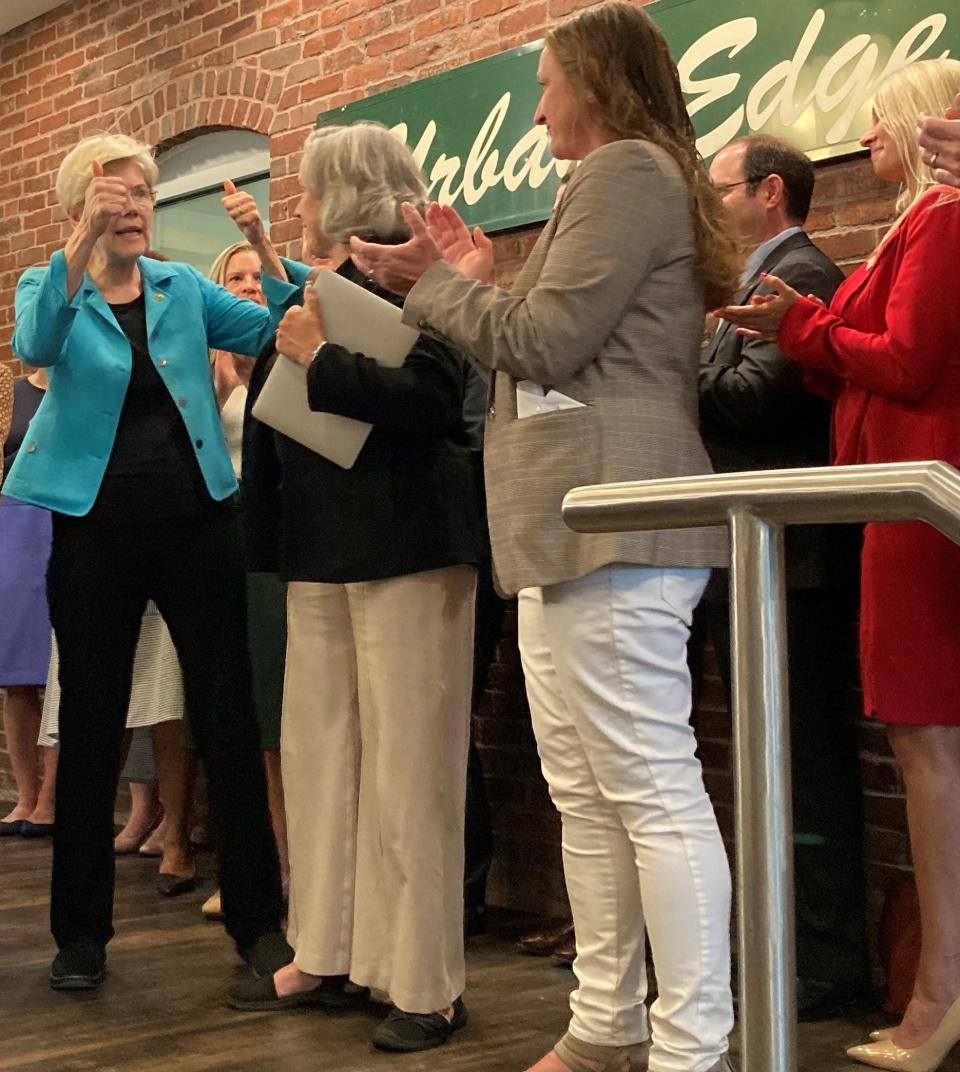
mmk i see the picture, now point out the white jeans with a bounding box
[518,565,732,1072]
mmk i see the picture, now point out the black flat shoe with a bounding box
[372,996,467,1052]
[238,931,295,978]
[0,820,24,837]
[19,821,54,838]
[156,872,198,897]
[50,939,106,991]
[227,973,370,1012]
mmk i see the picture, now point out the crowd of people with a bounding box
[2,3,960,1071]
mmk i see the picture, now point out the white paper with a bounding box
[252,270,419,469]
[516,380,587,419]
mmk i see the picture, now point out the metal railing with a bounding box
[561,461,960,1072]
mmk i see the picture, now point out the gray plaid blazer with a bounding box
[404,139,728,596]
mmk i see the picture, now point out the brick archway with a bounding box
[121,68,284,148]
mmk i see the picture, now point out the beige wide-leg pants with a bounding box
[282,564,476,1013]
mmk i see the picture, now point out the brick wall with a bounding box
[0,0,910,925]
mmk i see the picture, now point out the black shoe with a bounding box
[228,972,369,1012]
[372,996,467,1052]
[156,872,198,897]
[0,820,24,837]
[20,821,54,838]
[464,905,487,937]
[50,939,106,991]
[238,931,295,978]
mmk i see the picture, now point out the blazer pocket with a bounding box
[486,404,603,528]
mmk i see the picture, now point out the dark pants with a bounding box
[47,508,282,951]
[701,582,871,997]
[464,556,503,912]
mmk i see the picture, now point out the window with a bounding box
[152,130,270,275]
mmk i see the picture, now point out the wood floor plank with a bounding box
[1,837,958,1071]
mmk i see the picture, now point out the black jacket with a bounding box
[699,230,847,592]
[242,258,485,583]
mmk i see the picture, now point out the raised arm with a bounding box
[401,141,670,384]
[12,253,83,367]
[199,267,298,357]
[221,179,287,282]
[778,192,960,402]
[700,259,841,433]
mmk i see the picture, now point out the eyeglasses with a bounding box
[712,175,771,194]
[121,185,156,206]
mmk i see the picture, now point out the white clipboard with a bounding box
[252,270,419,469]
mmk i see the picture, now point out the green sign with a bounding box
[317,0,958,232]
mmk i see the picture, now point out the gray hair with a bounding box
[299,122,428,244]
[55,133,158,215]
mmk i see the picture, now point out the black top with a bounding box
[90,293,215,521]
[3,379,45,477]
[242,258,486,583]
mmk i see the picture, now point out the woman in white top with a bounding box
[204,240,290,918]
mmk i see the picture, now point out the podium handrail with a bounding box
[562,460,960,539]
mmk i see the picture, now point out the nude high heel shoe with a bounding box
[847,996,960,1071]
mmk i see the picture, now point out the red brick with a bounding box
[259,42,302,70]
[220,14,256,44]
[260,0,300,28]
[302,73,347,103]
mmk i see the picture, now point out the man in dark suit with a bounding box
[699,135,872,1021]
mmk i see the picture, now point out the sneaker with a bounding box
[372,996,467,1052]
[50,939,106,991]
[237,931,294,978]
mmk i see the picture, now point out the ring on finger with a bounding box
[930,151,939,169]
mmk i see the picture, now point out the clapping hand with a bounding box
[276,287,327,367]
[81,160,130,237]
[222,179,266,244]
[917,93,960,189]
[349,203,442,295]
[713,273,803,341]
[425,203,495,283]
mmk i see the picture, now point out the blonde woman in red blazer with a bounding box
[720,58,960,1072]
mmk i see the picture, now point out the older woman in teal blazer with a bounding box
[5,133,299,994]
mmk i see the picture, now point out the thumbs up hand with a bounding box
[80,159,130,237]
[222,179,266,244]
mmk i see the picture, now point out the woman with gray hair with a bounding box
[224,122,485,1053]
[5,132,296,990]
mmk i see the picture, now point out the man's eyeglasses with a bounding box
[712,176,770,194]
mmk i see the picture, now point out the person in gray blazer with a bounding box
[699,135,872,1021]
[349,4,741,1071]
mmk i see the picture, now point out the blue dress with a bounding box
[0,379,52,685]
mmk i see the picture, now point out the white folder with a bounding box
[252,270,419,469]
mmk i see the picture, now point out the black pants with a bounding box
[47,508,282,951]
[701,584,871,996]
[463,556,503,912]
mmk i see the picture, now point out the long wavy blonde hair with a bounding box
[874,58,960,216]
[546,1,741,309]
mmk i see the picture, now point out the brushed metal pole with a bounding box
[729,509,797,1072]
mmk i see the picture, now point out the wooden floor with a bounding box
[1,835,957,1072]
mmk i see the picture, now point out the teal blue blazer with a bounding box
[5,250,299,516]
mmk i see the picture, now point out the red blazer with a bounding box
[779,186,960,469]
